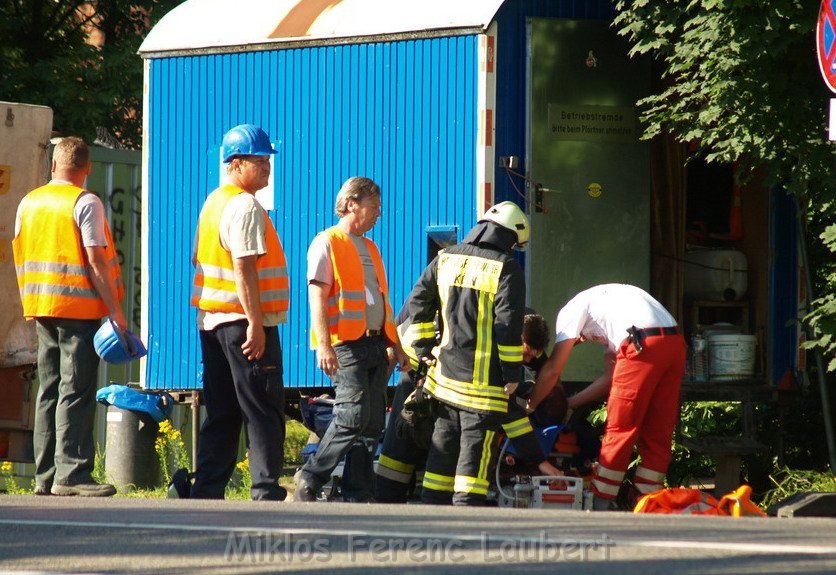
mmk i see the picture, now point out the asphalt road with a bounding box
[1,495,835,574]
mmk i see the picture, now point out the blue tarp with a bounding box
[96,384,174,423]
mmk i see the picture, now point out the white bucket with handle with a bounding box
[708,334,757,381]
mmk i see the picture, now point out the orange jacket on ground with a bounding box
[634,485,765,516]
[13,182,123,320]
[310,225,397,348]
[192,184,289,314]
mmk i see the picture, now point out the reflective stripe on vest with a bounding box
[12,183,123,319]
[191,185,289,314]
[309,226,397,347]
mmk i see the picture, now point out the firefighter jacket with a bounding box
[404,221,525,415]
[13,182,123,319]
[396,304,440,372]
[309,226,398,348]
[192,184,290,314]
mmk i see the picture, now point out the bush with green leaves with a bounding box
[802,224,836,371]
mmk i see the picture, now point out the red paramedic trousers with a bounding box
[592,333,686,499]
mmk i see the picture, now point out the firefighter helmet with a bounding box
[221,124,277,163]
[480,201,530,246]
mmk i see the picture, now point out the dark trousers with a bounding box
[422,402,501,506]
[374,371,428,503]
[300,336,388,501]
[33,318,101,489]
[192,321,286,501]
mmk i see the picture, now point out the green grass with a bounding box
[1,418,312,499]
[760,466,836,509]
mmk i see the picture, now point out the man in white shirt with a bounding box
[528,284,686,509]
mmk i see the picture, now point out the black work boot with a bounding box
[292,469,318,502]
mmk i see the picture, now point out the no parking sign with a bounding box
[817,0,836,139]
[818,0,836,92]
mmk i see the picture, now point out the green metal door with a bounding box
[86,147,142,387]
[527,18,651,380]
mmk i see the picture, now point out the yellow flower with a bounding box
[1,461,12,473]
[236,457,250,472]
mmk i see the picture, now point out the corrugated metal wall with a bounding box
[145,35,478,390]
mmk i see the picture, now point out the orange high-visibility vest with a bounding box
[191,184,289,314]
[13,183,123,320]
[310,226,397,348]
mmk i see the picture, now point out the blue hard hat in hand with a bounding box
[94,319,148,364]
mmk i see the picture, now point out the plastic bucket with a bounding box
[708,334,757,381]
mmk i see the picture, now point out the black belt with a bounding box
[364,329,382,337]
[626,325,679,353]
[635,326,679,338]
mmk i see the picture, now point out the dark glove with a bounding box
[396,387,437,450]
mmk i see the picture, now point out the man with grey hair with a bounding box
[294,176,409,502]
[13,136,125,497]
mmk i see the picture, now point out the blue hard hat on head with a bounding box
[93,319,148,364]
[221,124,277,163]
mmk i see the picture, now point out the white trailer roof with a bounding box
[139,0,505,55]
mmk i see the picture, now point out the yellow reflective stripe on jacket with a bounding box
[472,290,495,386]
[397,323,418,369]
[428,368,507,399]
[422,471,455,492]
[424,380,508,413]
[502,416,534,438]
[405,322,436,341]
[497,343,523,363]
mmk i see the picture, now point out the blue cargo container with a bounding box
[139,0,799,391]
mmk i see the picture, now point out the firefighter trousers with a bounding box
[374,372,427,502]
[422,402,501,506]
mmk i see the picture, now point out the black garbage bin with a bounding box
[105,406,160,490]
